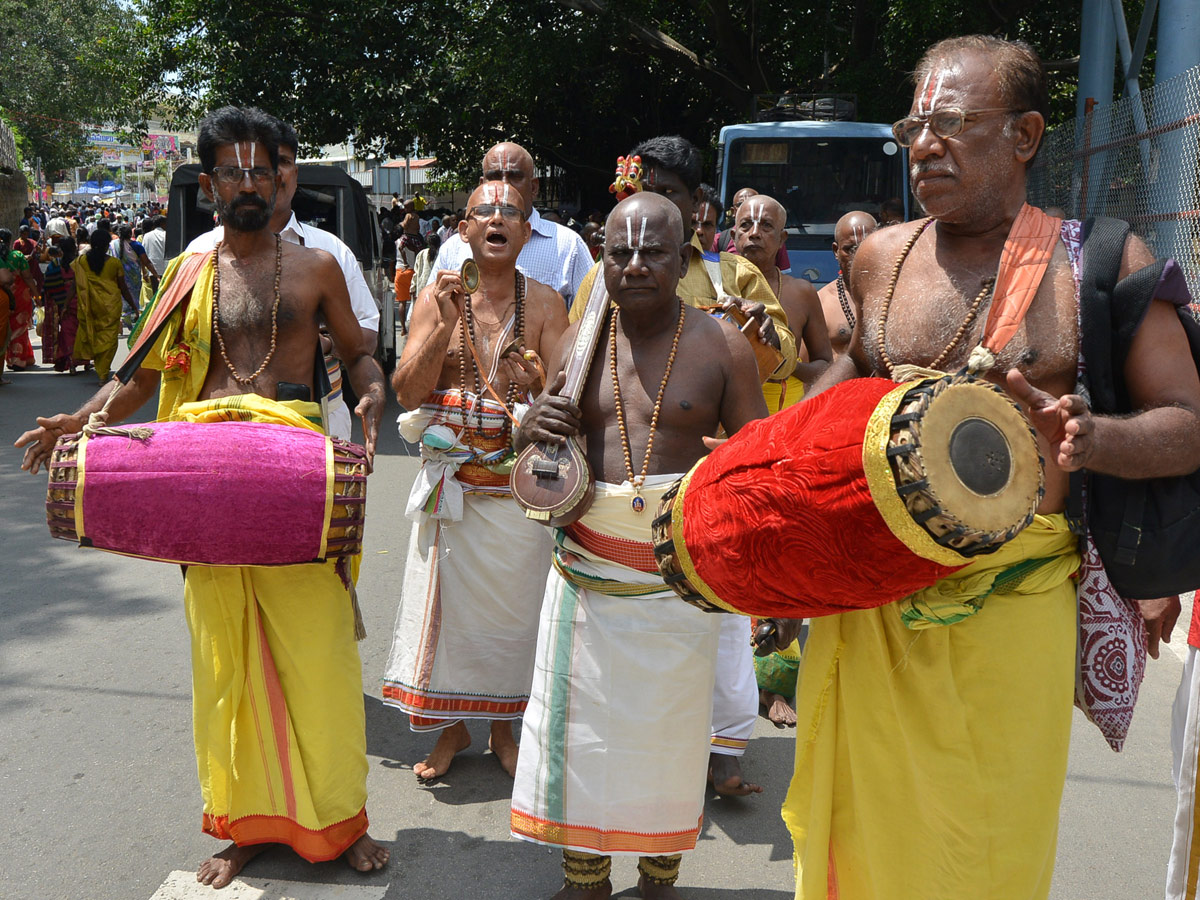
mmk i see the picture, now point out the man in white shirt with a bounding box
[431,142,592,306]
[141,215,168,277]
[185,122,380,442]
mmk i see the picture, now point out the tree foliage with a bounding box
[134,0,1142,206]
[0,0,144,177]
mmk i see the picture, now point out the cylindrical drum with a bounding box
[46,420,367,566]
[652,375,1044,618]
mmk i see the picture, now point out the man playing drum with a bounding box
[788,36,1200,899]
[383,180,568,780]
[509,192,766,899]
[16,106,390,888]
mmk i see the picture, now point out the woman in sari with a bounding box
[112,224,158,329]
[1,228,37,373]
[74,231,133,383]
[42,238,81,373]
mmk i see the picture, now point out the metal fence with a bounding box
[0,120,17,175]
[1028,64,1200,302]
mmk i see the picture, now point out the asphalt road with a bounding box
[0,336,1190,900]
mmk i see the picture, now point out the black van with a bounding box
[164,164,397,371]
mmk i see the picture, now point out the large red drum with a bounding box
[45,420,367,566]
[651,374,1043,618]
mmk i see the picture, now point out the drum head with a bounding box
[911,380,1042,535]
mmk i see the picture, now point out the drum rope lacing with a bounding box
[610,301,686,513]
[211,235,284,387]
[877,218,997,380]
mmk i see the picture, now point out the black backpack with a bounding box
[1072,216,1200,599]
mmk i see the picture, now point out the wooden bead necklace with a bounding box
[609,300,686,513]
[876,218,995,378]
[458,271,525,446]
[835,273,856,331]
[211,235,283,386]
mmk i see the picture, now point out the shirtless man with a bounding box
[789,37,1200,899]
[510,191,766,900]
[734,195,831,385]
[16,106,390,890]
[384,180,568,780]
[815,211,876,357]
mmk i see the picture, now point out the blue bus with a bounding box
[715,121,911,287]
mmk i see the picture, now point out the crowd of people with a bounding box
[11,32,1200,900]
[1,201,166,385]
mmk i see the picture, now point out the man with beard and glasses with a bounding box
[815,211,877,357]
[186,117,380,443]
[17,106,390,890]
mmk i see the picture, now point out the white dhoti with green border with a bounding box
[510,476,720,857]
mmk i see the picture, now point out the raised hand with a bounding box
[1005,368,1094,471]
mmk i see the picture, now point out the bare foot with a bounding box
[0,378,10,385]
[550,883,612,900]
[760,689,797,727]
[638,875,685,899]
[413,720,471,781]
[196,842,267,889]
[488,720,519,777]
[344,832,390,872]
[707,752,763,796]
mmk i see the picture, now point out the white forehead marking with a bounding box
[626,215,633,247]
[750,199,766,225]
[234,143,243,169]
[917,71,933,115]
[928,70,948,112]
[638,216,647,248]
[249,141,255,167]
[698,202,711,223]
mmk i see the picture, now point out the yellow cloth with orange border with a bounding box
[785,519,1079,900]
[135,260,372,862]
[174,395,369,860]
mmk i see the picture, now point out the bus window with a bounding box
[725,137,905,250]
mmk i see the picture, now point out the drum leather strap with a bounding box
[82,250,216,438]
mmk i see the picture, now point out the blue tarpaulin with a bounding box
[76,180,124,195]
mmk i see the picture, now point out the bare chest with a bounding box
[215,259,308,333]
[861,246,1079,387]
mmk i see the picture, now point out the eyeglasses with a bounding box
[468,204,525,222]
[890,108,1016,147]
[210,166,276,185]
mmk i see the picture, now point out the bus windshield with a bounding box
[725,137,906,249]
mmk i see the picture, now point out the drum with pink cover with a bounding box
[45,420,366,566]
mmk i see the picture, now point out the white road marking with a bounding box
[149,870,387,899]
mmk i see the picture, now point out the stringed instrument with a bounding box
[701,301,784,383]
[509,273,610,526]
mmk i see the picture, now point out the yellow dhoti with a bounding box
[178,396,368,859]
[785,515,1080,900]
[133,267,370,859]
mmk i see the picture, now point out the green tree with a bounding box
[0,0,145,177]
[133,0,1141,204]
